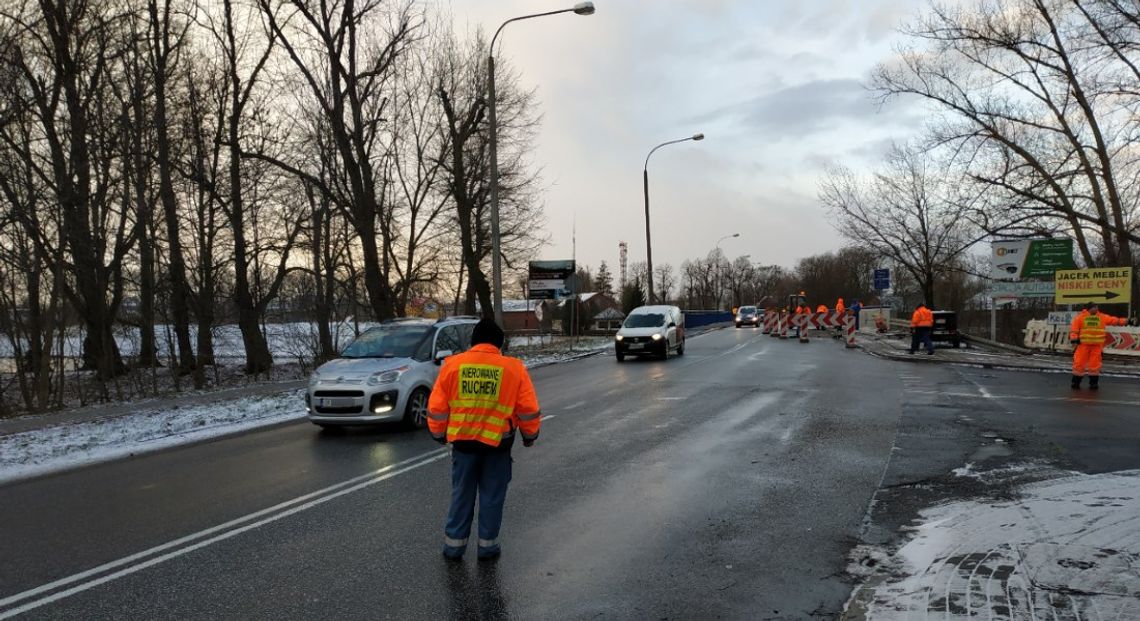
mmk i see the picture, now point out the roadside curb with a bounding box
[526,349,608,370]
[863,345,1140,378]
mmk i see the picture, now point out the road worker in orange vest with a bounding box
[834,298,846,337]
[815,304,827,313]
[910,302,935,355]
[1069,301,1127,390]
[835,298,845,315]
[428,318,541,560]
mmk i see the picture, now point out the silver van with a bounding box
[305,317,479,430]
[614,305,685,361]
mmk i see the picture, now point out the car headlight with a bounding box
[368,366,409,386]
[308,373,321,387]
[615,334,624,342]
[651,333,663,341]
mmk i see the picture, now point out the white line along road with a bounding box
[0,413,561,620]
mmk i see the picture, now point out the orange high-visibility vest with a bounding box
[427,344,541,447]
[816,304,827,313]
[1069,310,1125,346]
[836,298,845,314]
[911,307,933,328]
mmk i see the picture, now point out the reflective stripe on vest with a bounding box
[1079,315,1107,345]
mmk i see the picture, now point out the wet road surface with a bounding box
[2,328,1139,620]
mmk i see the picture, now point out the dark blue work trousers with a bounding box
[442,448,512,558]
[911,327,934,354]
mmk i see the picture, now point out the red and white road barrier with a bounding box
[789,311,856,345]
[779,313,789,339]
[845,314,857,349]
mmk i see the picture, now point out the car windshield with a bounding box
[739,306,757,314]
[341,325,430,359]
[624,312,666,328]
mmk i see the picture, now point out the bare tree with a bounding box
[254,0,416,322]
[820,145,984,306]
[873,0,1140,294]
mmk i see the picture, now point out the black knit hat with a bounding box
[471,318,505,348]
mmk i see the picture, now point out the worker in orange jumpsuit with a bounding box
[834,298,846,337]
[910,302,934,355]
[428,318,541,560]
[1069,302,1127,390]
[794,303,809,337]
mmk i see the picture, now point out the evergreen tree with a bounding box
[593,261,614,296]
[621,279,647,314]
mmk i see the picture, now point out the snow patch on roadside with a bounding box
[0,390,306,485]
[846,467,1140,619]
[0,345,608,486]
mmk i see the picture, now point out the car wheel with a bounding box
[616,352,625,362]
[735,323,741,328]
[403,387,430,429]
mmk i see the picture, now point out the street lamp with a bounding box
[715,233,740,310]
[489,2,595,326]
[643,132,704,304]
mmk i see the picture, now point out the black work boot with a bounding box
[1089,376,1100,390]
[1071,375,1083,389]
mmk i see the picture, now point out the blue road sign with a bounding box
[873,268,890,291]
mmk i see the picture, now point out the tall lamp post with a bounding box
[715,233,740,310]
[643,133,704,304]
[489,2,595,326]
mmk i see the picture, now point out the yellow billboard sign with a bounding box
[1054,267,1132,304]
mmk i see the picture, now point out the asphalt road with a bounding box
[2,327,1139,620]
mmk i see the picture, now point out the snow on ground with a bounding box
[0,390,307,485]
[846,466,1140,619]
[0,342,614,486]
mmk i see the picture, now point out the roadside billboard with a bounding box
[991,239,1075,280]
[527,260,575,300]
[1054,267,1132,305]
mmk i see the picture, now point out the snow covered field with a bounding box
[0,340,613,485]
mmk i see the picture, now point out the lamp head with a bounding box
[573,2,595,15]
[692,133,705,141]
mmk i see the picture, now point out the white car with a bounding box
[614,305,685,361]
[305,317,479,430]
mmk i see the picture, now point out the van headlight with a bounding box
[368,366,409,386]
[652,333,663,341]
[615,334,624,341]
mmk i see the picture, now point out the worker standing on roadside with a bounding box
[427,318,541,561]
[834,298,846,336]
[910,302,934,355]
[1069,302,1127,390]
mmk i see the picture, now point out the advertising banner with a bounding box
[1054,267,1132,304]
[991,239,1075,280]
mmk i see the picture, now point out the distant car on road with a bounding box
[735,305,761,328]
[305,317,479,430]
[615,305,685,361]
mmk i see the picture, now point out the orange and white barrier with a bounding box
[1023,320,1140,357]
[846,314,857,349]
[779,313,789,339]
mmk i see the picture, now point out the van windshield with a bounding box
[739,306,757,314]
[624,313,666,328]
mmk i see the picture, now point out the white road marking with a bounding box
[0,414,561,619]
[656,397,685,401]
[563,401,587,410]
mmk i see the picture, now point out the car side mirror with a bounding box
[434,350,453,365]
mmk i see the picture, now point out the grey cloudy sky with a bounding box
[443,0,924,279]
